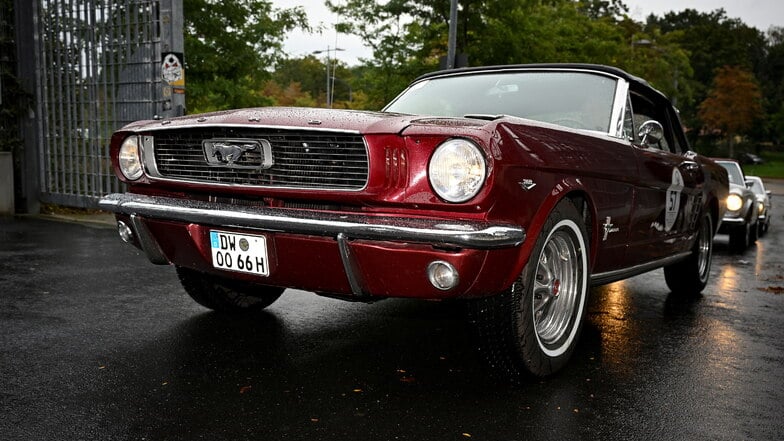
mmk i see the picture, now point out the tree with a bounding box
[0,0,28,154]
[760,27,784,147]
[326,0,636,108]
[326,0,434,108]
[645,9,766,132]
[698,65,764,158]
[618,22,695,110]
[273,56,356,108]
[183,0,307,113]
[261,81,316,107]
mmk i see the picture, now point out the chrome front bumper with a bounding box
[98,193,526,250]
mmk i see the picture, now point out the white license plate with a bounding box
[209,230,269,276]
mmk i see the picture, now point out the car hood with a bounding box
[728,182,754,197]
[119,107,493,136]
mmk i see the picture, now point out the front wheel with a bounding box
[472,199,589,381]
[176,266,284,313]
[728,221,750,253]
[664,213,713,295]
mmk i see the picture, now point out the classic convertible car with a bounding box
[713,159,758,252]
[99,64,729,380]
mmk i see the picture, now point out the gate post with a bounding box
[159,0,185,117]
[13,0,40,214]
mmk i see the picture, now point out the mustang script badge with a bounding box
[202,138,273,170]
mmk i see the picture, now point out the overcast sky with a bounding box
[271,0,784,66]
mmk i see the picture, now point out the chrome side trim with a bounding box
[99,193,526,250]
[141,135,159,177]
[590,251,691,286]
[129,213,169,265]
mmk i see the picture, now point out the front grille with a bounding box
[151,127,368,190]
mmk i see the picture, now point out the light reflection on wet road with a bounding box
[1,183,783,440]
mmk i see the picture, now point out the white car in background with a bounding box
[746,175,772,236]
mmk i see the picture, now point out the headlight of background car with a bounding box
[758,201,765,215]
[428,139,487,203]
[118,136,143,181]
[726,194,744,212]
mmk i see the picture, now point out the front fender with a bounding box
[476,175,594,294]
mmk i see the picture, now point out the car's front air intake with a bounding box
[149,127,368,190]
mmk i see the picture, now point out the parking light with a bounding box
[428,261,459,290]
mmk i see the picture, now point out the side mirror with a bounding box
[745,180,754,189]
[638,120,664,148]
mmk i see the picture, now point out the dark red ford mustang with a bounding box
[99,64,729,380]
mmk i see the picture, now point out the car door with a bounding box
[626,89,704,267]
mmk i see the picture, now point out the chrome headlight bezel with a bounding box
[118,136,143,181]
[428,138,487,203]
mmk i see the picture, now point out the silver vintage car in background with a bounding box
[714,159,758,253]
[746,175,772,236]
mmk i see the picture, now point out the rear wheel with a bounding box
[664,213,713,295]
[176,266,284,313]
[761,217,770,235]
[749,216,759,243]
[472,199,589,381]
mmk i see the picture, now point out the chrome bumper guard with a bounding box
[98,193,526,250]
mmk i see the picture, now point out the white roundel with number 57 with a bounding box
[665,168,684,232]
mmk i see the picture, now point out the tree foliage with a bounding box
[177,0,782,150]
[645,9,766,139]
[698,65,764,156]
[326,0,434,108]
[325,0,637,108]
[0,0,28,153]
[183,0,307,113]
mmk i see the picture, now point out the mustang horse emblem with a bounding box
[202,139,273,169]
[205,142,257,165]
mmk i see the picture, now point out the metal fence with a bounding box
[30,0,181,208]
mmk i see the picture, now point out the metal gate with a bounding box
[28,0,183,208]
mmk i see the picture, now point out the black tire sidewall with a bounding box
[176,266,283,313]
[512,200,589,376]
[664,212,713,294]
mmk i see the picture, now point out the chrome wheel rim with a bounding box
[697,216,712,281]
[533,225,585,348]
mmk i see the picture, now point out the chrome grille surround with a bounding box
[145,126,369,190]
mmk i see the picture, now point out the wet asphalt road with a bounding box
[2,188,784,441]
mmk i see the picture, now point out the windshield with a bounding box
[749,179,764,193]
[718,162,744,185]
[384,71,618,132]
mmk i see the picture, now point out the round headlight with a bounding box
[428,139,486,203]
[118,136,143,181]
[726,194,743,212]
[758,201,765,215]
